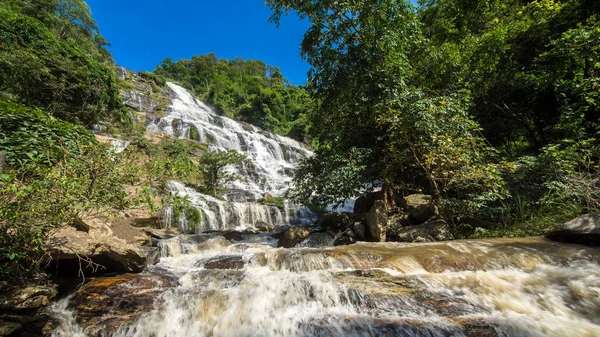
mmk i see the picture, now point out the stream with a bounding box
[51,235,600,337]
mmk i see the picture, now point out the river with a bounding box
[51,235,600,337]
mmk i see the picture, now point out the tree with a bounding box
[198,149,249,198]
[0,2,126,126]
[268,0,507,217]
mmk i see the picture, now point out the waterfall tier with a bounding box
[147,83,315,232]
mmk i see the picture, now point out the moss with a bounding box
[259,195,286,211]
[189,125,201,142]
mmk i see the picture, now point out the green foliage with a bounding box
[198,149,249,198]
[133,137,205,186]
[154,54,315,140]
[0,2,126,126]
[0,100,95,167]
[165,193,204,233]
[259,194,286,211]
[287,147,374,208]
[269,0,600,237]
[0,142,141,282]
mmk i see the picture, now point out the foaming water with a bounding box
[148,83,312,200]
[148,83,316,232]
[51,236,600,337]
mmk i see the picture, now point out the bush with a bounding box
[0,100,94,167]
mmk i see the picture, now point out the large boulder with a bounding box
[277,227,311,248]
[404,194,438,224]
[317,212,351,231]
[46,214,152,277]
[353,192,382,215]
[366,200,387,242]
[546,213,600,246]
[393,219,454,243]
[66,274,175,336]
[387,212,415,238]
[0,282,57,337]
[255,220,275,232]
[196,255,246,270]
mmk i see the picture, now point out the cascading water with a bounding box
[51,236,600,337]
[147,82,315,231]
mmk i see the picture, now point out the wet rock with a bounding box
[353,191,383,215]
[0,282,57,337]
[333,228,357,246]
[199,255,245,270]
[393,219,454,243]
[69,274,175,336]
[404,194,438,224]
[352,222,366,240]
[255,220,275,232]
[144,228,182,241]
[140,247,161,266]
[387,212,415,239]
[317,212,351,231]
[366,200,387,242]
[455,318,502,337]
[46,214,152,277]
[277,227,311,248]
[121,90,158,113]
[546,213,600,246]
[222,231,245,242]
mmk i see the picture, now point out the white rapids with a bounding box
[51,236,600,337]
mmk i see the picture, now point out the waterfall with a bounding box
[147,83,316,231]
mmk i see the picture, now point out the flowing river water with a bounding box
[50,83,600,336]
[51,235,600,337]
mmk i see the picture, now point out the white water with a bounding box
[52,236,600,337]
[147,83,315,232]
[148,82,312,200]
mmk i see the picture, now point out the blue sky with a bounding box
[86,0,311,85]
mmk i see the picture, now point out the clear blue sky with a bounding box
[86,0,311,85]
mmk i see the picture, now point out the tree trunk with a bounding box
[0,153,5,173]
[211,171,218,197]
[382,184,396,211]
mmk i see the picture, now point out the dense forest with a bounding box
[268,0,600,236]
[0,0,599,283]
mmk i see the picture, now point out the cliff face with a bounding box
[115,66,172,128]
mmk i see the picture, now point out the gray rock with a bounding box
[352,222,366,240]
[0,283,57,337]
[278,227,311,248]
[255,220,275,232]
[404,194,438,224]
[200,255,245,270]
[121,90,158,113]
[393,219,454,243]
[46,214,152,277]
[546,213,600,246]
[353,191,383,214]
[366,200,387,242]
[317,212,351,231]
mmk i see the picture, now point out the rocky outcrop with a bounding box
[546,213,600,246]
[404,194,439,224]
[366,200,387,242]
[317,212,351,231]
[198,255,245,270]
[393,219,454,243]
[255,220,275,232]
[47,214,153,277]
[278,227,311,248]
[67,274,176,336]
[0,282,57,337]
